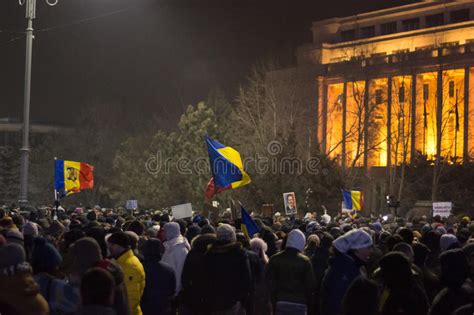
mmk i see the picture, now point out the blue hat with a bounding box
[31,237,62,273]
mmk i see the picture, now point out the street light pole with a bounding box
[18,0,58,204]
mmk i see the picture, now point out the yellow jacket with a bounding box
[116,249,146,315]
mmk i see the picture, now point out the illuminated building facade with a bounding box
[296,0,474,170]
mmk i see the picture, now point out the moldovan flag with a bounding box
[205,136,251,199]
[55,160,94,197]
[241,206,259,239]
[342,190,363,211]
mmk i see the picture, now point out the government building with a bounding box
[281,0,474,212]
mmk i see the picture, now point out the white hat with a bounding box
[286,229,306,252]
[333,229,373,254]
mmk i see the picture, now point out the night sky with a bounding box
[0,0,418,127]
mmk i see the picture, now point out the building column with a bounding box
[436,69,443,162]
[411,73,417,163]
[464,66,470,163]
[321,80,328,154]
[364,79,370,173]
[342,81,347,171]
[387,76,392,169]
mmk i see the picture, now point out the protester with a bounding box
[70,237,130,315]
[76,267,116,315]
[203,223,252,314]
[267,228,316,315]
[140,239,176,315]
[107,232,145,315]
[161,222,190,295]
[320,228,373,315]
[0,243,49,315]
[31,237,79,315]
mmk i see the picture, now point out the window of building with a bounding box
[381,22,397,35]
[450,9,470,23]
[341,29,356,41]
[360,26,375,38]
[426,13,444,27]
[402,18,420,31]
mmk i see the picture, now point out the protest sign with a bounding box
[432,202,452,218]
[283,192,297,216]
[126,200,138,210]
[171,203,193,220]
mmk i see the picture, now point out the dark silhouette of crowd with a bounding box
[0,204,473,315]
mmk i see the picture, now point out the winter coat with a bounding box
[203,241,252,312]
[266,247,316,308]
[0,272,49,315]
[311,247,331,286]
[35,272,80,315]
[430,285,472,315]
[161,235,190,294]
[95,259,131,315]
[320,252,363,315]
[378,283,429,315]
[115,249,146,315]
[140,260,176,315]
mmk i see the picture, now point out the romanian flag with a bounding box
[205,136,251,199]
[342,190,363,211]
[54,160,94,198]
[241,206,259,239]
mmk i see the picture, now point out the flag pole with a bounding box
[53,157,59,219]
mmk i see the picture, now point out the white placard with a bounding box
[171,203,193,220]
[126,200,138,210]
[433,202,452,218]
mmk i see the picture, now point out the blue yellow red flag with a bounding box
[54,159,94,198]
[241,206,259,239]
[205,136,251,198]
[342,190,363,211]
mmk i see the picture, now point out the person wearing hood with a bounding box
[0,243,49,315]
[140,239,176,315]
[203,224,252,314]
[320,228,373,315]
[266,229,316,315]
[161,222,190,295]
[107,232,145,315]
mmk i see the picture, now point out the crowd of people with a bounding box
[0,204,473,315]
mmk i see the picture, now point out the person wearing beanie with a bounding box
[140,239,176,315]
[431,249,472,315]
[202,223,252,314]
[5,229,24,246]
[440,233,459,252]
[185,225,201,244]
[377,252,429,315]
[180,234,217,313]
[69,237,129,315]
[161,222,190,295]
[266,229,316,315]
[304,234,320,258]
[321,229,373,315]
[31,237,79,315]
[108,232,145,315]
[200,224,216,235]
[0,243,49,315]
[412,242,441,304]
